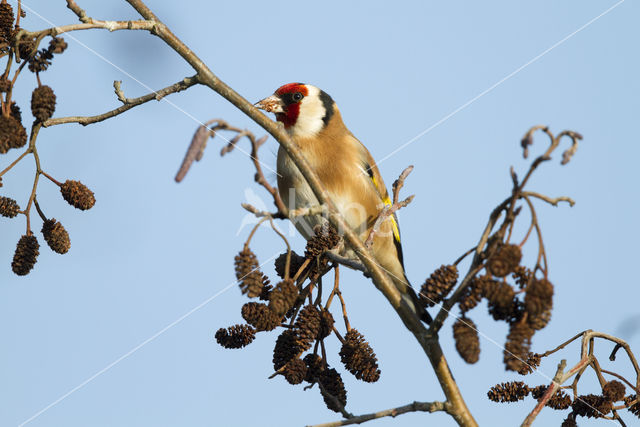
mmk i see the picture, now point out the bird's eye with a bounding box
[293,92,303,102]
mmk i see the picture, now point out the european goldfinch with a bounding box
[255,83,431,323]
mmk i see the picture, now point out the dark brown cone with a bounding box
[319,368,347,412]
[483,280,516,321]
[487,381,530,403]
[517,352,541,375]
[60,180,96,210]
[0,78,10,92]
[41,218,70,254]
[561,415,577,427]
[273,329,302,371]
[339,329,380,383]
[487,244,522,277]
[12,234,39,276]
[530,386,572,410]
[512,265,533,289]
[0,115,27,154]
[241,302,281,332]
[17,38,35,61]
[294,305,321,350]
[419,264,458,307]
[274,251,305,279]
[234,247,270,298]
[625,394,640,418]
[504,321,534,372]
[0,2,13,44]
[458,276,486,313]
[572,394,612,418]
[452,317,480,364]
[524,278,554,317]
[0,196,20,217]
[282,358,307,385]
[303,354,325,383]
[527,308,552,331]
[28,48,53,73]
[10,102,21,122]
[603,380,625,402]
[214,324,255,349]
[49,37,68,54]
[269,279,298,316]
[317,309,335,340]
[31,85,56,122]
[304,223,340,259]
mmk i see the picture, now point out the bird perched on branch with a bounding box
[255,83,431,323]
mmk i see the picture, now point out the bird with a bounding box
[255,83,431,323]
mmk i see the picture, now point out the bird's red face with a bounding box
[255,83,308,128]
[255,83,335,138]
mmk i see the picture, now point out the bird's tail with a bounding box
[393,275,432,324]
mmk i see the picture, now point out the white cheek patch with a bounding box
[290,86,326,138]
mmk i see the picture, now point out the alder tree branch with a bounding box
[307,400,448,427]
[43,76,198,127]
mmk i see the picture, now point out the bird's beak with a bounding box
[254,95,284,114]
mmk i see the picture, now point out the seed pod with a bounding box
[282,358,307,385]
[274,250,305,279]
[0,115,27,154]
[268,279,298,316]
[49,37,68,54]
[571,394,612,418]
[11,234,39,276]
[303,354,325,383]
[0,78,10,93]
[517,352,541,375]
[234,247,270,298]
[504,321,534,372]
[0,2,14,44]
[214,324,255,349]
[0,196,20,218]
[31,85,56,122]
[60,180,96,210]
[339,329,380,382]
[487,381,530,403]
[294,305,321,350]
[317,309,335,340]
[304,223,340,259]
[624,394,640,418]
[603,380,625,402]
[319,368,347,412]
[41,218,70,254]
[487,244,522,277]
[453,317,480,364]
[273,329,302,371]
[524,278,553,317]
[241,302,280,332]
[419,264,458,307]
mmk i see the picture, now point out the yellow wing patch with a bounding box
[370,174,401,244]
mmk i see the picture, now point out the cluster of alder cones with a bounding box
[216,225,381,413]
[0,2,96,275]
[417,242,553,371]
[488,379,640,424]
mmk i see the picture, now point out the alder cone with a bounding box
[453,317,480,364]
[31,85,56,122]
[11,234,39,276]
[487,244,522,277]
[42,218,70,254]
[319,368,347,412]
[0,115,27,154]
[0,2,13,44]
[339,329,380,382]
[60,180,96,210]
[487,381,530,403]
[214,324,255,349]
[419,264,458,307]
[282,358,307,385]
[0,196,20,218]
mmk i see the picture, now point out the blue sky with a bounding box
[1,1,639,426]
